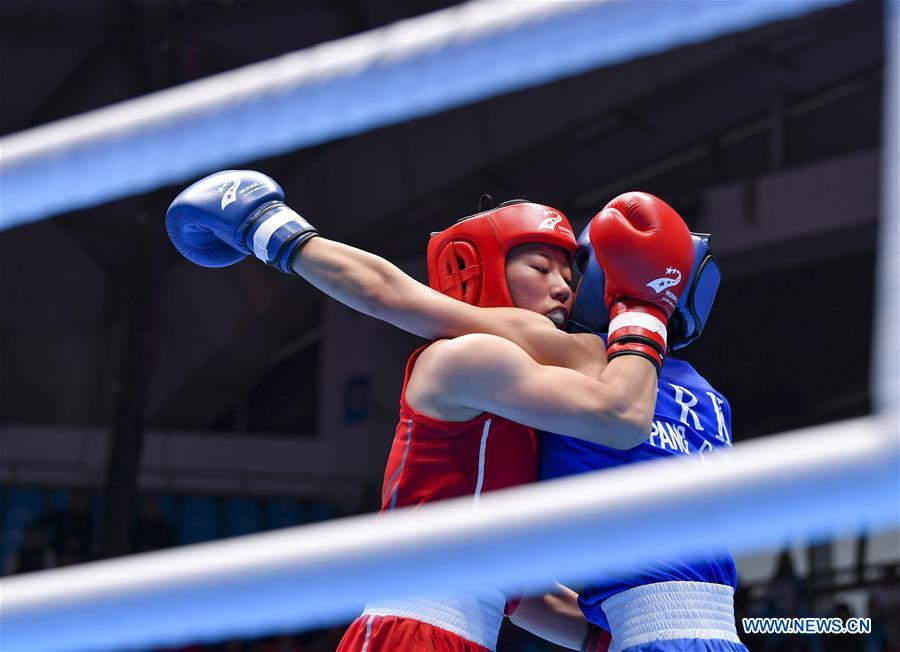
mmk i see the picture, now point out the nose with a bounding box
[551,273,571,304]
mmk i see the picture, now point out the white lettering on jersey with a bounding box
[666,422,690,454]
[669,383,703,431]
[698,440,713,468]
[657,423,673,450]
[649,420,690,454]
[706,391,730,445]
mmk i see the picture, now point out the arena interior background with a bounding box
[0,1,898,651]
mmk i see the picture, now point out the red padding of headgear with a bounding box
[435,241,482,303]
[426,202,577,308]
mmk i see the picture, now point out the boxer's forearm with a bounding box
[292,237,468,339]
[510,585,586,650]
[597,355,658,448]
[291,238,428,336]
[291,238,606,375]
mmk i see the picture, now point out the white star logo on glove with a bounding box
[646,267,682,294]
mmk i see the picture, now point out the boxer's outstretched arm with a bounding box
[163,169,593,371]
[411,333,656,449]
[292,238,603,375]
[509,585,589,651]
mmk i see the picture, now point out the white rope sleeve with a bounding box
[1,416,896,651]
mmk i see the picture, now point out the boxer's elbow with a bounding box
[358,271,412,320]
[331,274,386,322]
[596,390,653,450]
[603,421,650,450]
[358,280,393,318]
[362,278,437,339]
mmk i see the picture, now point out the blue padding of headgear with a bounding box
[668,233,720,350]
[568,226,720,350]
[569,225,608,335]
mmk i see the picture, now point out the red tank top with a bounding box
[381,345,539,511]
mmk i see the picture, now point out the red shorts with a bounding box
[337,614,492,652]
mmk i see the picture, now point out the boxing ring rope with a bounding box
[2,0,899,650]
[2,417,897,651]
[0,0,847,230]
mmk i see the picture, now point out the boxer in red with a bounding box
[167,173,694,651]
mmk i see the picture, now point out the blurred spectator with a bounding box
[825,603,863,652]
[3,523,55,574]
[133,497,176,552]
[863,595,887,652]
[735,582,767,652]
[761,551,815,652]
[768,551,810,618]
[40,490,94,566]
[868,571,900,652]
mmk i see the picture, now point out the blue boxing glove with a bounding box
[166,170,318,273]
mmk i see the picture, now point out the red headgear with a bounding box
[426,201,577,308]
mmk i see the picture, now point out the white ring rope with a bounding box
[1,416,897,651]
[0,0,846,229]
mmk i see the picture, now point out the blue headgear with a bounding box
[569,223,721,350]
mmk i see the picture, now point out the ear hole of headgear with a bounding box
[573,247,590,275]
[669,240,721,351]
[683,254,721,339]
[436,241,482,304]
[571,244,591,291]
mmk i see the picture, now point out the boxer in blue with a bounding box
[537,228,747,652]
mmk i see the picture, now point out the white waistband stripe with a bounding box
[602,581,740,652]
[363,591,504,651]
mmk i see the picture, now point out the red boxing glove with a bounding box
[589,192,694,372]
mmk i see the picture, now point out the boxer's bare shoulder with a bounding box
[470,308,607,377]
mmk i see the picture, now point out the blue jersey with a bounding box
[540,354,737,629]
